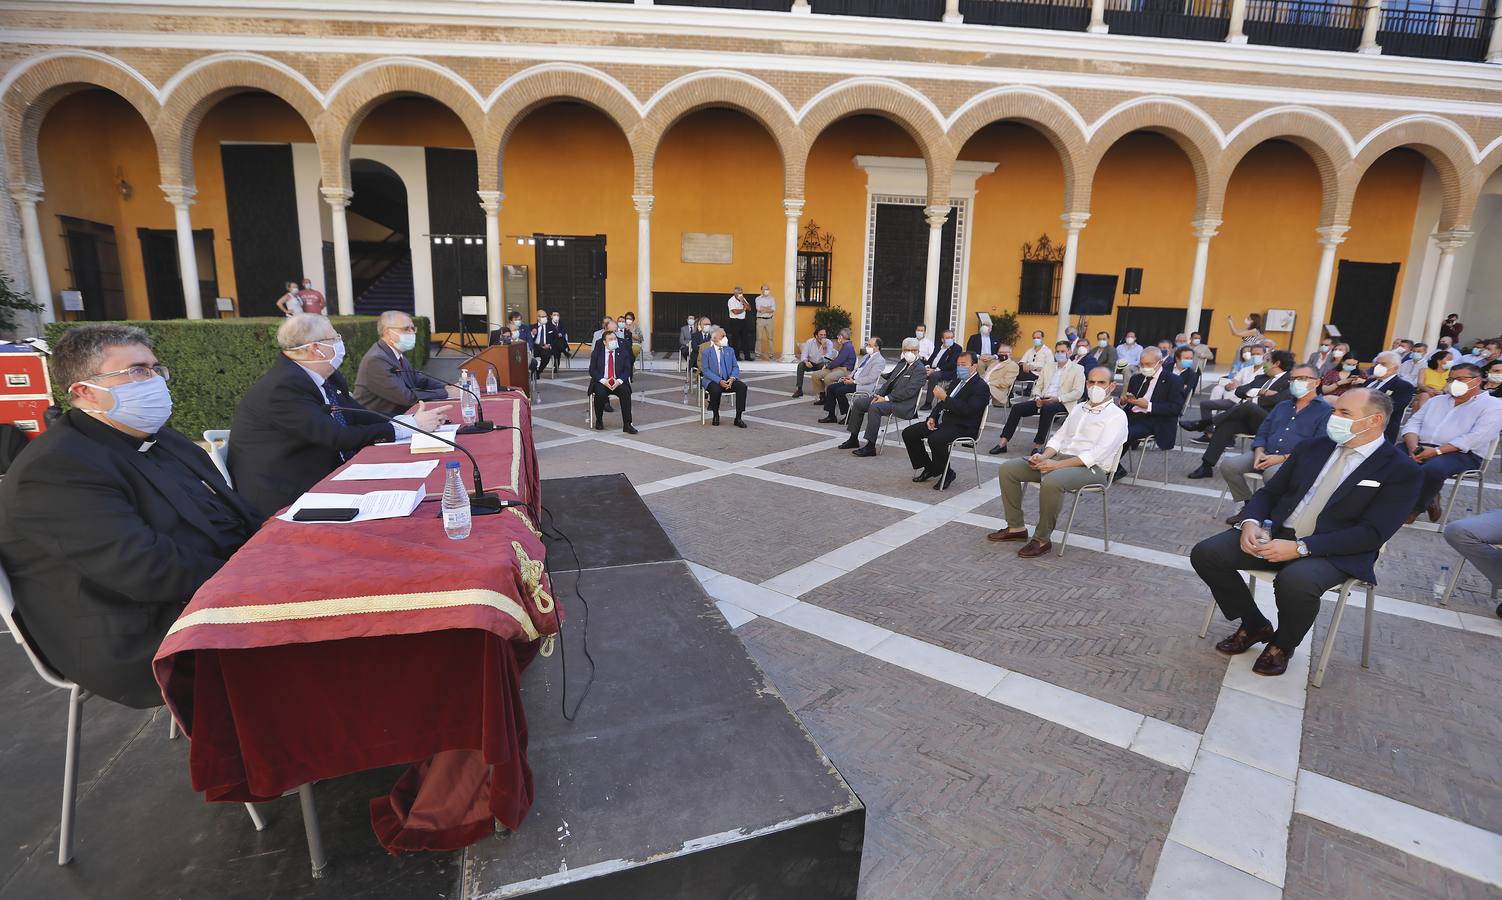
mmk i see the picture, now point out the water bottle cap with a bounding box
[446,460,461,468]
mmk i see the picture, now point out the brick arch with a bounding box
[1211,109,1354,226]
[157,55,325,190]
[3,52,163,186]
[635,73,804,199]
[798,79,952,203]
[1080,98,1223,218]
[943,88,1090,214]
[489,65,642,191]
[1346,117,1476,231]
[321,60,492,191]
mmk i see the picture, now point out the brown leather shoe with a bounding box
[1252,644,1290,676]
[1426,495,1444,523]
[1017,538,1053,558]
[1405,509,1422,525]
[987,528,1030,543]
[1214,623,1275,655]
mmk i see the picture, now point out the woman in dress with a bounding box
[1225,312,1265,351]
[274,281,303,317]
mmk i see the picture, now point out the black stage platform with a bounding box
[0,474,862,899]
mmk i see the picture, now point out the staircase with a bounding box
[355,255,415,315]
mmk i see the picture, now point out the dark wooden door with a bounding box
[61,217,125,320]
[1329,261,1400,360]
[535,234,606,337]
[869,204,955,347]
[139,229,185,320]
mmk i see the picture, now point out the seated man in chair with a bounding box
[841,338,926,456]
[589,327,637,434]
[1113,347,1184,480]
[1189,389,1419,676]
[700,327,749,428]
[903,352,988,491]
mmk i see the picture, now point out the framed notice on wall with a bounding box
[1264,309,1297,333]
[681,233,733,265]
[60,290,84,312]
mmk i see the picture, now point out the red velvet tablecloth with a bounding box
[153,393,557,852]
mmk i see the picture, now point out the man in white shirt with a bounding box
[913,325,935,360]
[754,284,776,361]
[1116,332,1144,369]
[792,327,833,398]
[1401,362,1502,522]
[1398,342,1428,385]
[727,287,752,361]
[988,367,1126,559]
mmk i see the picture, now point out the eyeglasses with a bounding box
[1291,375,1321,383]
[86,364,169,383]
[389,325,417,334]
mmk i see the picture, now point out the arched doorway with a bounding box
[345,158,413,314]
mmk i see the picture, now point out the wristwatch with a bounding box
[1296,540,1310,558]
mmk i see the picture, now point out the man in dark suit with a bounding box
[532,309,570,377]
[0,324,261,708]
[1186,351,1297,477]
[353,310,455,417]
[842,337,927,456]
[903,351,988,491]
[589,328,638,434]
[1115,347,1184,478]
[229,314,450,517]
[918,330,961,411]
[1353,350,1416,443]
[689,316,715,372]
[1190,389,1419,676]
[965,325,998,359]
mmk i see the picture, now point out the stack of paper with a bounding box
[409,425,460,454]
[278,486,427,524]
[333,460,439,481]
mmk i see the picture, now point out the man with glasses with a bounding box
[1400,362,1502,523]
[0,324,262,708]
[230,314,451,517]
[354,310,456,417]
[1215,365,1333,520]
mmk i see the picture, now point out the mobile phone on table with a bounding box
[293,507,359,522]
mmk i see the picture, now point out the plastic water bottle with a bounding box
[485,368,499,395]
[1434,565,1450,601]
[1258,519,1274,546]
[442,460,472,540]
[459,371,477,426]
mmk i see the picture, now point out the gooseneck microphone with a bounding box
[328,404,519,516]
[390,365,494,435]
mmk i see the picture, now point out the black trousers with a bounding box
[589,381,632,426]
[1201,402,1268,467]
[1001,399,1066,446]
[902,420,973,476]
[706,380,748,416]
[730,319,752,359]
[1189,527,1349,652]
[795,360,820,392]
[825,382,859,416]
[1413,450,1481,511]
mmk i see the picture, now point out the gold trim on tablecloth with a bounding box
[166,589,540,640]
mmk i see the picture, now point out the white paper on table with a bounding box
[407,425,460,454]
[332,460,439,481]
[277,486,427,523]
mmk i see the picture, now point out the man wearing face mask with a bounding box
[1093,331,1118,373]
[1308,339,1337,375]
[1189,332,1213,371]
[700,327,749,427]
[1190,389,1419,676]
[1214,365,1332,512]
[1018,330,1051,387]
[680,315,697,367]
[589,327,637,434]
[1316,344,1355,395]
[0,324,262,708]
[913,324,934,360]
[918,329,960,411]
[980,345,1020,409]
[1400,362,1502,523]
[1184,351,1295,472]
[354,310,456,417]
[230,314,451,516]
[1486,361,1502,398]
[810,328,856,405]
[792,326,833,399]
[1115,347,1185,479]
[1116,331,1143,371]
[820,336,885,423]
[990,340,1083,456]
[1184,348,1277,432]
[989,367,1126,558]
[966,323,996,358]
[1343,351,1415,443]
[296,276,327,316]
[903,351,988,491]
[842,338,927,456]
[1399,341,1428,385]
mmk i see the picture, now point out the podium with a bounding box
[461,342,529,390]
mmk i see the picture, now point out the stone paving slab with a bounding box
[534,394,699,428]
[1283,815,1502,899]
[533,441,704,486]
[763,445,959,507]
[643,473,908,583]
[629,418,833,464]
[798,521,1228,732]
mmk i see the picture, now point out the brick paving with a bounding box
[1283,816,1502,899]
[529,440,703,485]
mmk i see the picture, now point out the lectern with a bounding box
[461,342,529,390]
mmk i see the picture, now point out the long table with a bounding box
[153,392,556,854]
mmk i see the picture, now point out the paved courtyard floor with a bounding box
[530,361,1502,899]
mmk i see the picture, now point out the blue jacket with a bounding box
[1241,437,1420,583]
[1252,397,1333,455]
[589,342,634,384]
[824,341,856,371]
[700,344,740,387]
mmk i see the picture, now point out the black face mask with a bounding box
[998,355,1010,362]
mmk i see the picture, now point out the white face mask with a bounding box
[1488,371,1502,384]
[551,316,560,323]
[1449,379,1470,398]
[1125,337,1136,345]
[1140,365,1157,377]
[864,345,877,355]
[606,340,618,351]
[1332,350,1346,359]
[915,331,925,339]
[1242,352,1252,361]
[717,337,729,348]
[1190,339,1199,346]
[902,351,917,363]
[1371,364,1389,378]
[1087,385,1109,405]
[980,326,991,335]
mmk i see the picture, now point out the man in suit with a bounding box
[1114,347,1184,480]
[903,351,988,491]
[532,309,570,377]
[1172,346,1200,397]
[1093,331,1118,374]
[966,324,998,358]
[589,328,638,434]
[491,311,530,347]
[690,316,715,371]
[700,327,749,428]
[918,330,961,410]
[980,345,1020,408]
[990,340,1084,456]
[1181,349,1293,436]
[229,314,450,516]
[354,310,456,417]
[1342,351,1415,443]
[1190,389,1420,676]
[1186,350,1297,478]
[841,338,927,456]
[679,315,697,366]
[0,324,262,708]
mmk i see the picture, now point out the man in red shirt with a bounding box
[296,277,327,315]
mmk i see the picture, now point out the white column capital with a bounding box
[1060,211,1090,233]
[320,186,352,209]
[924,204,951,228]
[1433,229,1474,253]
[476,190,503,214]
[1315,224,1350,246]
[632,193,654,217]
[1191,218,1221,241]
[942,0,963,22]
[160,184,196,208]
[783,198,805,219]
[9,184,43,207]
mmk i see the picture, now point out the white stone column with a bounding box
[1304,224,1349,359]
[1489,9,1502,62]
[1226,0,1249,42]
[943,0,963,22]
[161,185,203,320]
[10,186,54,325]
[321,187,355,316]
[781,199,804,363]
[1357,0,1383,54]
[1422,230,1473,348]
[633,194,654,366]
[922,205,950,334]
[1056,212,1089,340]
[791,0,811,12]
[1088,0,1109,33]
[478,190,503,326]
[1184,218,1220,337]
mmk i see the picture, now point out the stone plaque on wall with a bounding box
[681,232,733,265]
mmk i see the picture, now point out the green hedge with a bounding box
[45,316,430,439]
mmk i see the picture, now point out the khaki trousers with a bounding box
[809,367,849,395]
[756,318,775,358]
[998,455,1108,542]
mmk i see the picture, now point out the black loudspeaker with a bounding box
[591,248,608,280]
[1123,267,1143,296]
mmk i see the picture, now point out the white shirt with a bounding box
[1020,344,1050,371]
[727,296,748,320]
[1132,367,1162,414]
[1046,400,1128,470]
[1281,437,1383,530]
[978,334,993,356]
[755,293,776,316]
[1402,391,1502,455]
[1043,366,1065,398]
[914,335,934,358]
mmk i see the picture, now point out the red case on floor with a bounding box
[0,396,52,439]
[0,350,50,398]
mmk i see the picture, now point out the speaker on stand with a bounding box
[1120,267,1143,342]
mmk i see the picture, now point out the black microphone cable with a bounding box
[539,501,595,722]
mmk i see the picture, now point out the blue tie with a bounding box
[324,383,353,461]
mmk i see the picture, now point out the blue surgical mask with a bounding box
[955,365,971,380]
[1325,414,1364,444]
[1032,338,1043,347]
[80,376,173,435]
[1290,380,1310,399]
[1250,355,1264,366]
[1179,358,1193,369]
[395,332,416,353]
[1054,352,1068,363]
[943,338,955,348]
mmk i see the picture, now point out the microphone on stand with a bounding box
[328,404,518,516]
[390,365,495,435]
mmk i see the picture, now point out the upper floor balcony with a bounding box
[598,0,1500,63]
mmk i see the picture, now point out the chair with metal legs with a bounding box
[1056,444,1124,556]
[1131,440,1173,486]
[1438,434,1500,526]
[1437,554,1502,606]
[877,400,925,455]
[940,405,992,492]
[1215,471,1264,515]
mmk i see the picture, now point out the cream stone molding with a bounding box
[319,186,352,208]
[1192,217,1222,240]
[783,199,805,219]
[1060,211,1090,232]
[160,184,196,207]
[631,193,654,216]
[1315,224,1351,246]
[1433,229,1474,252]
[924,205,952,228]
[476,189,503,214]
[853,156,997,200]
[9,185,43,205]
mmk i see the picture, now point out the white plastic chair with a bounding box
[1438,434,1500,526]
[201,429,232,488]
[940,405,991,492]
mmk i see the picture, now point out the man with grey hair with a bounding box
[808,327,855,403]
[230,314,451,515]
[841,337,927,456]
[1352,349,1416,443]
[0,324,261,708]
[699,326,749,426]
[353,310,456,417]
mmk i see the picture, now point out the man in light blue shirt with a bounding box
[1217,365,1333,510]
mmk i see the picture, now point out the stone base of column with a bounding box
[1226,34,1248,43]
[942,12,963,22]
[1357,45,1382,54]
[779,353,798,364]
[1087,23,1109,33]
